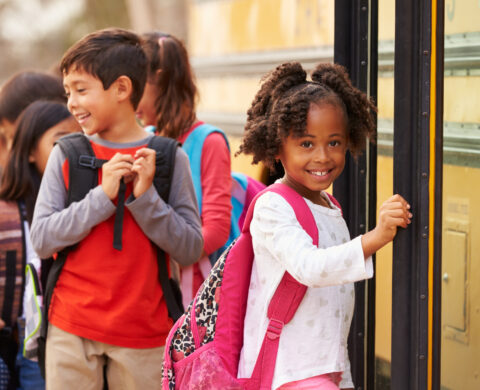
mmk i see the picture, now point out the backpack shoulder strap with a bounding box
[246,183,318,389]
[182,124,229,212]
[325,192,343,214]
[147,135,184,321]
[147,135,179,202]
[55,133,103,205]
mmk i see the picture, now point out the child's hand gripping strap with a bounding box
[243,183,318,390]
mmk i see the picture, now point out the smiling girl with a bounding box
[236,62,412,389]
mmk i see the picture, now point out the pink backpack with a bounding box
[162,183,340,389]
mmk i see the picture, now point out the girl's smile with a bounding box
[278,102,348,205]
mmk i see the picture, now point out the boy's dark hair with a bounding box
[0,71,65,124]
[60,28,147,110]
[141,32,197,137]
[0,100,71,223]
[238,62,377,170]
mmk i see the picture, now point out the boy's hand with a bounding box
[101,153,135,200]
[131,148,156,198]
[361,194,412,258]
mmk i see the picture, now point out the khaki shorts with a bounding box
[46,324,164,390]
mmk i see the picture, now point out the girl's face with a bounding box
[136,80,159,127]
[278,103,348,205]
[29,116,81,175]
[0,118,16,150]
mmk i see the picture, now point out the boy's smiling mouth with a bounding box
[75,113,90,123]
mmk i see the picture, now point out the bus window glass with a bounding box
[375,0,395,388]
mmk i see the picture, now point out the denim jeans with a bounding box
[0,356,10,390]
[15,320,44,390]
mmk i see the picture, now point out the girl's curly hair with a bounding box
[238,62,376,170]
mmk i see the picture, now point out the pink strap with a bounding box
[325,192,343,215]
[246,183,319,389]
[190,297,201,349]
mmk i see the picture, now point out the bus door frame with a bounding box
[333,1,378,389]
[392,0,444,389]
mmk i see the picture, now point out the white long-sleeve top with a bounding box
[237,191,374,389]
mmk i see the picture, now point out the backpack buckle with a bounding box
[266,318,284,340]
[79,155,98,169]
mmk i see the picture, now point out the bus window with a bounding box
[375,0,395,388]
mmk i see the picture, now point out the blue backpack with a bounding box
[182,124,266,263]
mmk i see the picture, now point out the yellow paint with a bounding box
[377,77,395,120]
[188,0,334,56]
[441,165,480,390]
[445,0,480,34]
[375,155,394,362]
[229,135,265,180]
[428,2,437,388]
[378,0,395,40]
[197,77,261,114]
[444,77,480,123]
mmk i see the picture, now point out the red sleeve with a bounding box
[200,132,232,254]
[62,158,70,190]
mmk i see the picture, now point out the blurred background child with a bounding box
[0,71,65,167]
[0,100,80,390]
[138,32,232,306]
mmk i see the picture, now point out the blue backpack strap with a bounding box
[182,124,230,214]
[229,172,248,242]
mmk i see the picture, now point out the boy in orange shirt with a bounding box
[30,28,203,389]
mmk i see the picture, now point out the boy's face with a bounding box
[63,68,118,136]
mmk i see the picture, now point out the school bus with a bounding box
[181,0,480,389]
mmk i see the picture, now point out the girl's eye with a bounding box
[64,92,70,98]
[329,140,341,147]
[300,140,313,148]
[77,88,86,93]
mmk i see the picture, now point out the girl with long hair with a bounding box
[137,32,232,306]
[0,101,80,390]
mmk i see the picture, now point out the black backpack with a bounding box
[38,133,184,377]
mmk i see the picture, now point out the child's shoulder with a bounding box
[253,190,296,219]
[254,189,341,219]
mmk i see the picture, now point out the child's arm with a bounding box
[252,192,373,287]
[127,147,203,266]
[361,194,411,258]
[30,145,117,258]
[199,132,232,256]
